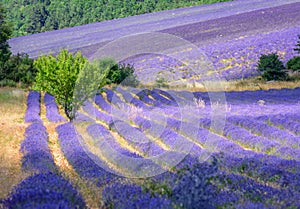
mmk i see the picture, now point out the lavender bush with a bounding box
[20,123,56,173]
[44,93,66,122]
[24,90,41,123]
[2,173,86,209]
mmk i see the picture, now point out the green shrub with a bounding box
[257,53,287,81]
[287,56,300,71]
[155,77,169,88]
[0,79,16,87]
[106,63,139,87]
[1,53,36,85]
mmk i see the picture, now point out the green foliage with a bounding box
[142,179,172,198]
[287,56,300,71]
[155,77,169,88]
[73,58,114,116]
[34,49,112,119]
[0,4,35,87]
[2,53,36,85]
[0,3,12,70]
[106,63,139,87]
[2,0,231,37]
[0,79,17,87]
[257,53,287,81]
[294,35,300,54]
[33,49,88,119]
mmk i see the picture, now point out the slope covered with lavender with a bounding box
[68,87,300,208]
[6,85,300,208]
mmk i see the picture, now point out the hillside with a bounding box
[1,0,230,37]
[8,0,299,58]
[8,0,300,84]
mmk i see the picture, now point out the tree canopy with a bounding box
[0,3,12,72]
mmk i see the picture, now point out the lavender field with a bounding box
[8,0,300,83]
[2,0,300,208]
[3,87,300,208]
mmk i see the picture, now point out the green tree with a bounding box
[33,49,112,120]
[287,56,300,71]
[286,35,300,72]
[25,4,49,33]
[33,49,87,119]
[257,53,287,81]
[0,3,12,77]
[106,63,139,87]
[3,53,36,85]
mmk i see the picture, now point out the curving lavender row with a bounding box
[20,123,56,173]
[126,87,300,162]
[2,173,86,209]
[136,89,162,107]
[81,100,112,124]
[44,93,66,123]
[56,122,118,186]
[105,87,296,161]
[228,115,300,148]
[110,120,165,157]
[86,123,142,158]
[260,114,300,136]
[94,94,112,113]
[24,90,41,123]
[114,87,150,110]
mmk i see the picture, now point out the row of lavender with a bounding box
[2,91,85,208]
[99,87,300,160]
[72,87,300,208]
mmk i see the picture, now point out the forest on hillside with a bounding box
[1,0,230,37]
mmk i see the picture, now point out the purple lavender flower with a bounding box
[24,90,41,123]
[56,123,118,186]
[86,123,142,158]
[44,93,66,122]
[2,172,86,209]
[110,120,165,157]
[20,123,56,173]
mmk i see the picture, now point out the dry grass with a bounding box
[0,88,29,200]
[139,77,300,92]
[45,122,105,209]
